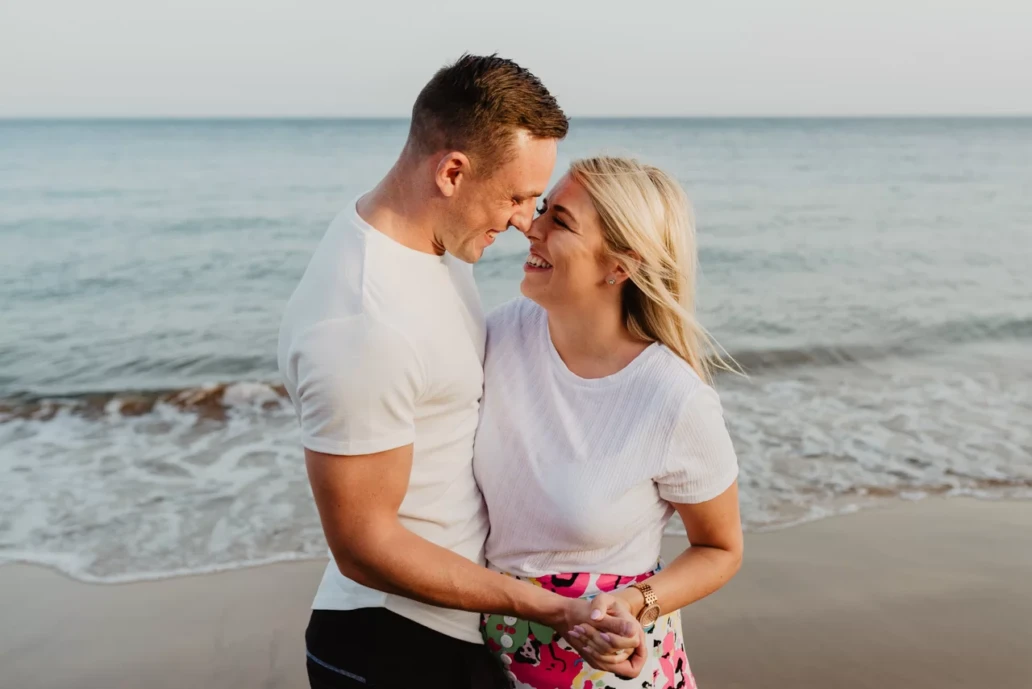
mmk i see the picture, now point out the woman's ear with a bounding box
[606,252,641,286]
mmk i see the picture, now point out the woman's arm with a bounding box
[574,481,742,661]
[613,481,744,619]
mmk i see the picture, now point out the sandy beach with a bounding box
[2,497,1030,689]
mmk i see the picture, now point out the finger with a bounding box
[587,636,613,656]
[590,612,636,638]
[565,629,587,653]
[624,645,647,676]
[576,635,625,661]
[613,637,648,680]
[587,654,634,676]
[599,629,640,650]
[573,623,606,653]
[588,594,611,622]
[586,630,637,655]
[583,646,625,673]
[596,648,633,664]
[630,627,648,668]
[575,622,637,652]
[579,645,606,671]
[564,630,593,658]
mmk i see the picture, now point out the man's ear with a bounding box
[435,151,471,198]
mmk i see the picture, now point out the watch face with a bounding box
[641,606,661,626]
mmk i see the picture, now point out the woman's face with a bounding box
[520,174,615,310]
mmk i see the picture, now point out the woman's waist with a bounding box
[488,561,661,599]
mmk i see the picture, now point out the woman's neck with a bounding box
[546,303,650,379]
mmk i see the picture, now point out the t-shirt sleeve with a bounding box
[655,384,739,504]
[288,317,424,456]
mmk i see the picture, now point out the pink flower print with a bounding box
[542,571,591,598]
[657,630,685,689]
[511,638,584,688]
[595,571,654,593]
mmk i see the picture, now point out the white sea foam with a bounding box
[2,354,1030,583]
[4,118,1032,582]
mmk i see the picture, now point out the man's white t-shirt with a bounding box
[278,200,490,644]
[474,298,739,578]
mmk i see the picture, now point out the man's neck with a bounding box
[356,162,444,256]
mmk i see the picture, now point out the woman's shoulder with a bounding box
[646,344,710,397]
[638,345,732,433]
[648,349,733,446]
[486,297,544,340]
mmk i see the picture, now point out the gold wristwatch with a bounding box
[631,582,660,625]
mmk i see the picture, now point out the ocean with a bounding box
[1,118,1030,582]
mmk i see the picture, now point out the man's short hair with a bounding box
[408,54,569,172]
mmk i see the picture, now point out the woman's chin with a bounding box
[519,280,544,304]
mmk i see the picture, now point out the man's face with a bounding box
[444,131,557,263]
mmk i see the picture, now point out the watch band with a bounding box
[632,582,659,621]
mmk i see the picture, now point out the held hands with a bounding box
[557,593,647,678]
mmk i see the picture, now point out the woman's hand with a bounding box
[570,621,647,678]
[556,593,647,678]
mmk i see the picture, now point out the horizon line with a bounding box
[2,113,1031,122]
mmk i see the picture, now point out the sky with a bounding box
[2,0,1031,118]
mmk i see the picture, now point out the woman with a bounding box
[473,157,743,689]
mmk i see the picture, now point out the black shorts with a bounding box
[305,608,509,689]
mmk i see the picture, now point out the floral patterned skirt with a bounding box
[481,566,697,689]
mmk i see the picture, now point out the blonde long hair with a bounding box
[569,156,737,384]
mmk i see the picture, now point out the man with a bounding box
[278,55,639,689]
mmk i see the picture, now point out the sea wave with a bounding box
[4,312,1030,406]
[726,314,1032,373]
[2,344,1030,583]
[0,380,289,422]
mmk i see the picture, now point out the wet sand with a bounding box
[2,498,1030,689]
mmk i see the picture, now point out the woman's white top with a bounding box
[473,298,739,577]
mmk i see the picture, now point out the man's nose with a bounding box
[520,214,546,242]
[509,198,538,234]
[509,209,532,234]
[509,216,532,235]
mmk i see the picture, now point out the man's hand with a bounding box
[554,594,646,677]
[571,622,647,678]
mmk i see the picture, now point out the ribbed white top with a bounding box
[473,298,739,577]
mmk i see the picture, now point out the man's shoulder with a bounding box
[291,315,418,362]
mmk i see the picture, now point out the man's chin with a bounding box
[445,245,479,264]
[451,238,493,264]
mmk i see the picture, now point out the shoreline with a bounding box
[5,493,1030,586]
[3,497,1031,688]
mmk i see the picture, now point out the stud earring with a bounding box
[607,278,616,285]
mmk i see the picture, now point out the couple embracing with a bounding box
[278,54,742,689]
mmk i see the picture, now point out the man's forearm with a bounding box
[334,523,569,627]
